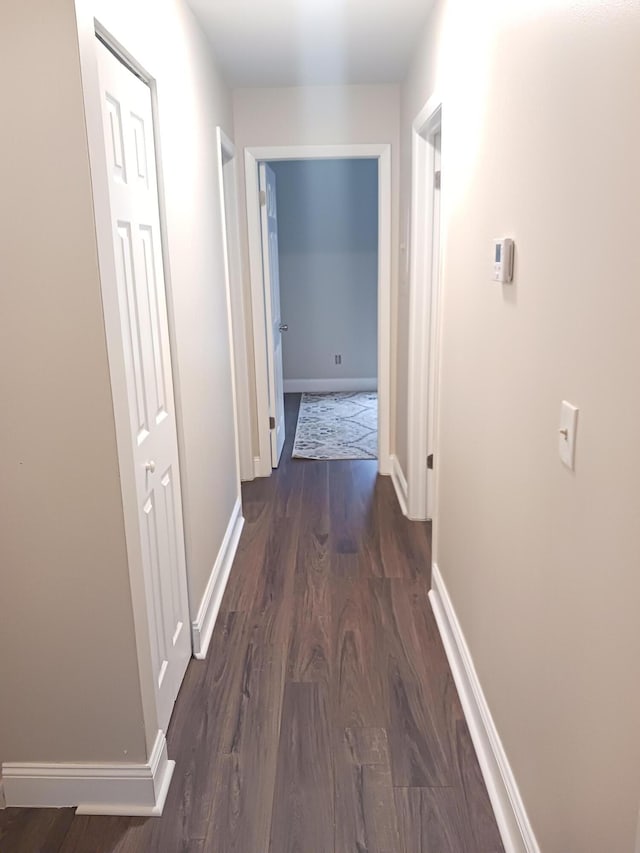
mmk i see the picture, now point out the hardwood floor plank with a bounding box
[57,815,150,853]
[361,763,403,853]
[344,725,390,766]
[387,653,453,787]
[449,680,505,852]
[205,642,286,852]
[370,578,454,787]
[334,756,368,853]
[395,786,459,853]
[272,396,305,522]
[246,516,298,647]
[286,569,331,683]
[194,610,251,756]
[293,460,330,592]
[158,612,254,849]
[334,726,401,853]
[246,397,303,647]
[329,461,361,558]
[221,496,273,613]
[396,782,505,853]
[331,578,387,728]
[269,682,333,853]
[287,462,332,682]
[0,807,76,853]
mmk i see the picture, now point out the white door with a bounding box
[426,132,442,520]
[96,40,191,733]
[259,163,285,466]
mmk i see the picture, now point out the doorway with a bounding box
[267,158,378,465]
[244,144,392,477]
[216,128,253,484]
[406,98,443,522]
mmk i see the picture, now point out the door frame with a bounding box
[244,144,392,477]
[406,94,443,521]
[216,128,254,483]
[75,12,189,755]
[259,163,286,468]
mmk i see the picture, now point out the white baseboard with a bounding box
[191,497,244,660]
[390,454,408,517]
[2,730,174,816]
[429,564,540,853]
[283,378,377,393]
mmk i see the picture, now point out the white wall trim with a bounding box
[283,378,377,394]
[407,93,443,521]
[429,564,540,853]
[2,730,174,816]
[390,454,408,516]
[244,143,392,478]
[216,126,254,484]
[191,498,244,660]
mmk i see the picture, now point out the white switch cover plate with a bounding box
[559,401,579,470]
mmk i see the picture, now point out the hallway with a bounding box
[0,395,502,852]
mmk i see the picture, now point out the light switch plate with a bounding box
[559,401,579,470]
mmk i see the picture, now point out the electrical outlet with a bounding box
[334,354,342,365]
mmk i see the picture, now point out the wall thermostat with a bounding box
[493,238,514,283]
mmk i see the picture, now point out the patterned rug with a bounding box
[292,392,378,460]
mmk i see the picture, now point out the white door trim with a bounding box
[406,95,444,520]
[74,11,185,763]
[244,143,392,477]
[216,127,253,484]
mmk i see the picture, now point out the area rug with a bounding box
[292,391,378,460]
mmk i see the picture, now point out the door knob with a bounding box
[279,323,288,332]
[145,460,156,473]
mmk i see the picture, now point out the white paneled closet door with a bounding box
[96,39,191,733]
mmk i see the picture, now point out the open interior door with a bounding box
[259,163,286,467]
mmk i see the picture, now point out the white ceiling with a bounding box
[186,0,435,87]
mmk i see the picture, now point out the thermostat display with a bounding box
[493,238,514,283]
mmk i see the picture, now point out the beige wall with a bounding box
[0,0,239,769]
[0,0,147,764]
[86,0,239,617]
[401,0,640,849]
[232,85,400,456]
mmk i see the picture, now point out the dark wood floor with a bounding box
[0,395,503,852]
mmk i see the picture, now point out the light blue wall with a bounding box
[269,158,378,386]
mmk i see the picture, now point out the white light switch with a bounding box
[558,401,579,470]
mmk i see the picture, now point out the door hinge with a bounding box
[259,190,267,206]
[434,170,441,190]
[269,416,276,429]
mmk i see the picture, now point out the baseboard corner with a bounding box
[2,730,174,816]
[191,497,244,660]
[428,564,540,853]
